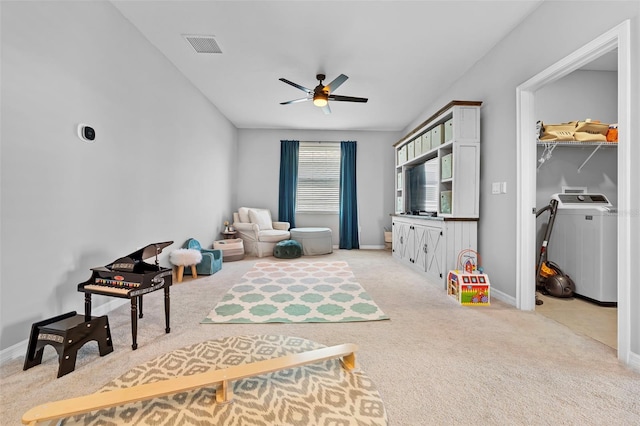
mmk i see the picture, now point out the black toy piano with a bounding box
[78,241,173,350]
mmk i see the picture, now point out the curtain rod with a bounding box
[300,140,340,144]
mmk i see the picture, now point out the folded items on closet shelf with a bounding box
[538,119,614,142]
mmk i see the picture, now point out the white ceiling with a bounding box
[112,0,543,131]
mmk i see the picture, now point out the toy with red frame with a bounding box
[447,249,490,306]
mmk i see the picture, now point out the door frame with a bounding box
[515,21,631,362]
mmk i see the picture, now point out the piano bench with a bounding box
[170,248,203,282]
[23,311,113,378]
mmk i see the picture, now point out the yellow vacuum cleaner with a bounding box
[535,198,576,305]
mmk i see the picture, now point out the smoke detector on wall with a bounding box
[77,124,95,143]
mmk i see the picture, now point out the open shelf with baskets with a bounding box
[392,101,481,288]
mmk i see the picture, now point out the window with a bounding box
[296,141,340,213]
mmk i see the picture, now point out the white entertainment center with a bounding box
[392,101,481,287]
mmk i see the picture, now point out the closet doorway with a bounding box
[515,21,632,363]
[534,52,618,349]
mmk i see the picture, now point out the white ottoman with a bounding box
[290,227,333,255]
[170,249,203,282]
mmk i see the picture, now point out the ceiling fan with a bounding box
[279,73,368,114]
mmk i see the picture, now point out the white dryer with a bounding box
[547,193,617,305]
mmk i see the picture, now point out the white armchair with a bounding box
[232,207,290,257]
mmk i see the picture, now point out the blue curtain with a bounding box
[339,141,359,249]
[278,140,299,228]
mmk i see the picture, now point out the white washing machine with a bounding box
[547,193,617,305]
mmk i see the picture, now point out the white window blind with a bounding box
[297,142,340,213]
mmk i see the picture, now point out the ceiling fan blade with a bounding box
[329,94,368,103]
[326,74,348,93]
[321,104,331,115]
[280,97,311,105]
[279,78,312,94]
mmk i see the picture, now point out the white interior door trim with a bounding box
[516,21,631,364]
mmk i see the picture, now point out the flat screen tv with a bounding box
[406,158,438,215]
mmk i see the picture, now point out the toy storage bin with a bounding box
[213,238,244,261]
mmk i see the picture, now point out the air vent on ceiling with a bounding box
[183,35,222,54]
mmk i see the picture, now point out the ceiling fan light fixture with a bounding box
[313,93,328,107]
[280,73,366,113]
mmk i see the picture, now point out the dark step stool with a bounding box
[23,311,113,378]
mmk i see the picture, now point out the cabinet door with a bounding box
[413,225,428,268]
[406,225,417,263]
[392,220,412,261]
[424,226,444,279]
[414,224,444,280]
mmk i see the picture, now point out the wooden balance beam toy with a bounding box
[22,343,358,425]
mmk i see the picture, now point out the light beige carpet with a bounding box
[2,250,639,425]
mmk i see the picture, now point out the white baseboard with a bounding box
[490,287,517,306]
[330,245,386,250]
[627,350,640,373]
[0,339,30,365]
[0,299,128,365]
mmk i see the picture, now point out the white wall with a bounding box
[0,2,238,351]
[236,129,399,247]
[535,148,617,209]
[401,2,639,355]
[536,70,618,124]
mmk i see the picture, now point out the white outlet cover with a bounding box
[492,182,500,194]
